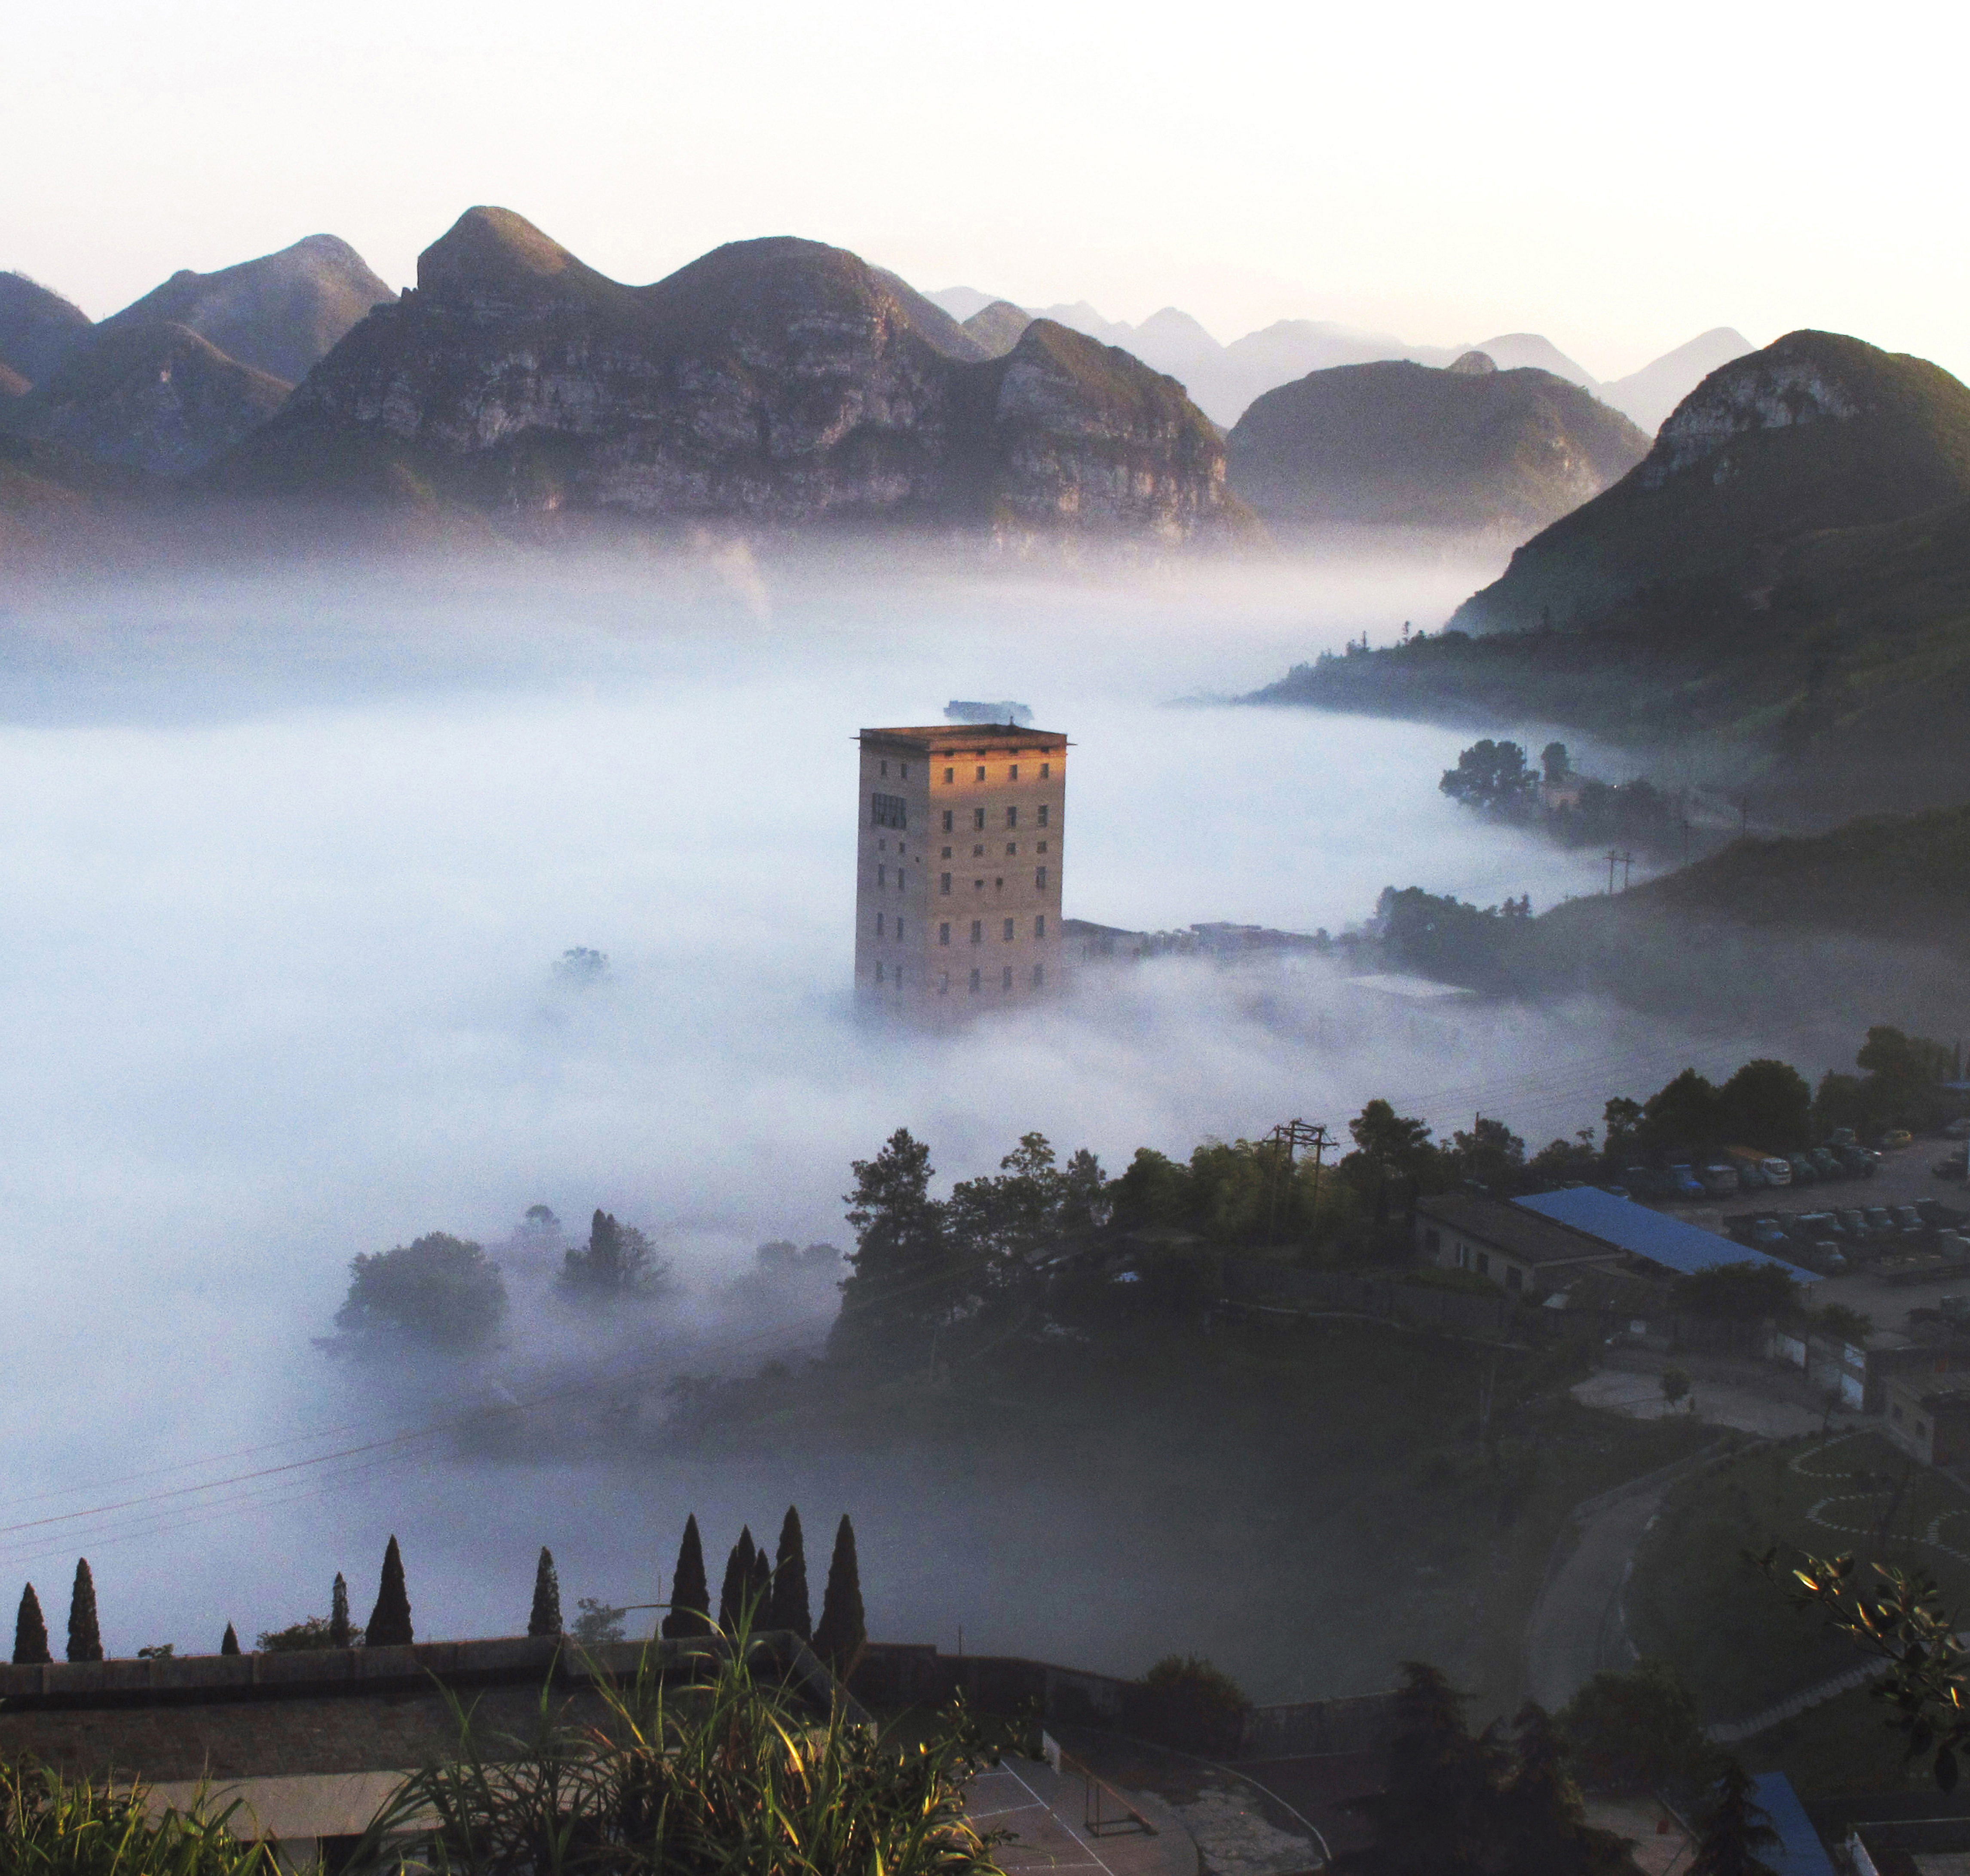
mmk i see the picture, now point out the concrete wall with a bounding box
[851,1642,1402,1760]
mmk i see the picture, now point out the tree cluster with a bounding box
[661,1508,864,1673]
[1439,738,1678,854]
[1341,1660,1775,1876]
[560,1208,670,1301]
[334,1233,509,1348]
[831,1129,1108,1364]
[1814,1025,1961,1137]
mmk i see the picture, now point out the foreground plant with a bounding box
[353,1628,1018,1875]
[0,1760,279,1875]
[1764,1545,1970,1787]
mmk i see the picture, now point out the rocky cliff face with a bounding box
[0,321,291,477]
[97,235,396,386]
[1452,331,1970,631]
[218,208,1237,542]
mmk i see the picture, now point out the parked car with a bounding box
[1884,1129,1915,1150]
[1797,1210,1844,1239]
[1749,1218,1789,1249]
[1810,1147,1845,1180]
[1864,1206,1894,1233]
[1893,1205,1925,1231]
[1945,1118,1970,1140]
[1834,1145,1878,1178]
[1760,1157,1793,1186]
[1622,1166,1667,1198]
[1668,1163,1707,1199]
[1935,1157,1969,1181]
[1829,1128,1860,1148]
[1701,1164,1741,1197]
[1835,1207,1868,1234]
[1917,1200,1961,1228]
[1788,1154,1818,1186]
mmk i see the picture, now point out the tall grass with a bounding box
[0,1760,282,1875]
[353,1626,1020,1876]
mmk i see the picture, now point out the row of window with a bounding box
[873,863,907,889]
[873,759,1056,783]
[940,869,1049,894]
[942,842,1048,859]
[1452,1240,1524,1292]
[871,962,1047,993]
[939,805,1050,832]
[876,914,1049,944]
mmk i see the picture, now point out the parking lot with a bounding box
[1656,1136,1970,1316]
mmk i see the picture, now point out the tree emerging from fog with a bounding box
[335,1232,508,1348]
[560,1209,669,1302]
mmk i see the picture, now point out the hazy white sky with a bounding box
[6,0,1966,381]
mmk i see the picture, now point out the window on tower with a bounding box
[973,808,985,831]
[939,923,950,945]
[1006,806,1017,828]
[970,920,982,944]
[940,872,951,894]
[1002,918,1014,941]
[1037,805,1050,827]
[871,793,907,830]
[942,810,953,832]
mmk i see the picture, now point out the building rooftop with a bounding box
[1415,1192,1626,1268]
[1514,1187,1817,1282]
[858,725,1067,750]
[1750,1772,1838,1876]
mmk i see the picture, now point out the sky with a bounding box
[6,0,1967,383]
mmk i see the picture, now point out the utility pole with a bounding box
[1606,848,1618,895]
[1620,850,1634,892]
[1738,796,1750,838]
[1266,1119,1334,1244]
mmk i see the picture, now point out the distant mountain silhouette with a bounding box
[934,285,1746,432]
[96,234,395,385]
[1227,358,1648,535]
[1599,327,1755,434]
[0,272,93,385]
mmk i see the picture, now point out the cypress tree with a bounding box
[662,1515,711,1639]
[1689,1759,1780,1876]
[813,1515,866,1671]
[749,1544,772,1619]
[529,1547,563,1637]
[12,1584,50,1665]
[365,1536,413,1647]
[769,1506,811,1639]
[328,1573,352,1648]
[66,1560,103,1663]
[220,1623,240,1656]
[718,1527,757,1633]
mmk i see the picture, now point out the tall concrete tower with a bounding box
[854,723,1068,1018]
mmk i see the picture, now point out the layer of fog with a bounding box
[0,545,1872,1686]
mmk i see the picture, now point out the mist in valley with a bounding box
[0,541,1923,1698]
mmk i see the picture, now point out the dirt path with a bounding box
[1524,1484,1664,1711]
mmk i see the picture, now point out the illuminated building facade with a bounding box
[854,723,1067,1017]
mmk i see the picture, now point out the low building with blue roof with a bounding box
[1514,1186,1817,1285]
[1749,1771,1837,1876]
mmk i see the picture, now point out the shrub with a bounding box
[1131,1654,1251,1755]
[356,1637,1017,1876]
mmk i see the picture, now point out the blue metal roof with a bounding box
[1513,1186,1817,1282]
[1749,1772,1837,1876]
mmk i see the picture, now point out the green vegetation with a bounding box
[1133,1655,1251,1755]
[813,1515,866,1675]
[662,1515,711,1640]
[527,1548,562,1639]
[560,1209,668,1302]
[0,1761,278,1875]
[1559,1659,1714,1796]
[1629,1433,1970,1721]
[335,1233,508,1348]
[768,1508,811,1640]
[1224,356,1649,535]
[357,1634,1016,1876]
[12,1585,49,1666]
[65,1561,100,1665]
[1335,1663,1629,1874]
[366,1536,413,1648]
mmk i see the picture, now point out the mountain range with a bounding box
[927,287,1750,433]
[1225,350,1651,535]
[1251,329,1970,817]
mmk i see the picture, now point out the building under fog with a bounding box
[855,723,1066,1018]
